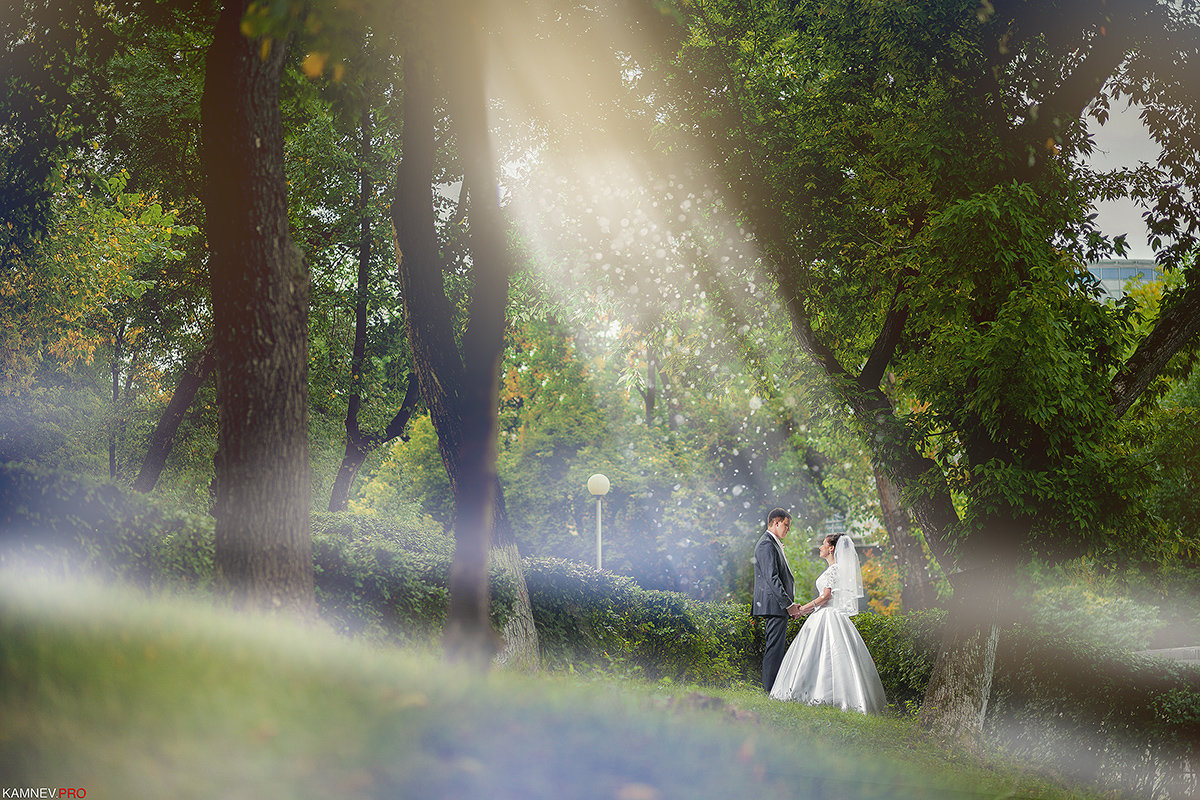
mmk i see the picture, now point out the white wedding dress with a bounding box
[769,561,887,714]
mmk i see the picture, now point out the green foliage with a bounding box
[524,557,758,684]
[1031,585,1164,651]
[1126,368,1200,553]
[987,628,1200,799]
[0,461,214,587]
[356,415,453,524]
[1,169,197,387]
[310,512,518,643]
[0,0,122,269]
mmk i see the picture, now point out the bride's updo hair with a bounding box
[825,532,843,548]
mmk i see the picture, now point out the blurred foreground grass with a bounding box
[0,576,1102,800]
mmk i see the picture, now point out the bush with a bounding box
[0,461,215,586]
[523,557,759,685]
[987,627,1200,799]
[310,512,517,643]
[853,610,943,711]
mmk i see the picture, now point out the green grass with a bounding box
[0,576,1105,800]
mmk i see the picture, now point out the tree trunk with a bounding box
[134,342,215,493]
[643,344,657,425]
[394,38,493,666]
[201,0,313,615]
[917,568,1003,745]
[490,486,540,671]
[873,465,937,612]
[329,99,387,514]
[109,323,125,480]
[394,24,539,670]
[329,376,420,512]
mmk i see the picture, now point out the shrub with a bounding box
[853,610,943,711]
[987,627,1200,799]
[310,512,518,644]
[0,461,215,586]
[523,557,759,685]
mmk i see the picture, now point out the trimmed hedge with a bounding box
[524,556,759,684]
[310,512,517,643]
[0,461,215,586]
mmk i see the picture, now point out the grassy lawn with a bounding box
[0,576,1104,800]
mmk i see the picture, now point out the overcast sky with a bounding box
[1087,103,1161,260]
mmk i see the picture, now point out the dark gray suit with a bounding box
[753,531,795,692]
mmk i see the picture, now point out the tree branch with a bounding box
[1112,278,1200,418]
[858,295,908,392]
[381,372,421,443]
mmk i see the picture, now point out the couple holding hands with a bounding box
[753,508,887,715]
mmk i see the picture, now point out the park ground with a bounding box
[1,574,1108,800]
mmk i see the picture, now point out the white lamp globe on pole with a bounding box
[586,473,610,569]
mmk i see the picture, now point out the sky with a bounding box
[1087,102,1161,260]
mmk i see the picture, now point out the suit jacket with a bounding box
[752,531,795,617]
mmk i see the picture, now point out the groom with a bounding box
[753,508,801,693]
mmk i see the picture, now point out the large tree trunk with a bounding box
[201,0,313,614]
[918,612,1000,745]
[394,22,539,670]
[490,485,540,670]
[917,565,1004,744]
[134,342,215,493]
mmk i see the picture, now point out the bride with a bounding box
[769,532,887,714]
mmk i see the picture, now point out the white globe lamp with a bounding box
[587,473,610,568]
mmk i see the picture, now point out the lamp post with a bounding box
[587,473,610,569]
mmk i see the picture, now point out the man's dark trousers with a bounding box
[761,614,788,692]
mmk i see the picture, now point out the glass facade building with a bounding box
[1086,259,1161,301]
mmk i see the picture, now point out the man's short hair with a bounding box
[766,508,791,526]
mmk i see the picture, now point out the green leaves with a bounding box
[1,169,196,384]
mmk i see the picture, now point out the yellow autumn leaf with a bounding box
[302,51,328,78]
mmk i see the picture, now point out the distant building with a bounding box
[1087,259,1161,301]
